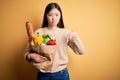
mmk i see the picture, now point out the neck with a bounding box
[47,25,58,30]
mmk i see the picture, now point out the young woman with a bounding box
[25,2,84,80]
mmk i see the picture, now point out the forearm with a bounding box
[68,32,84,55]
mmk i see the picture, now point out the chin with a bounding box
[50,24,58,26]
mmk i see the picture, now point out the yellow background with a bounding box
[0,0,120,80]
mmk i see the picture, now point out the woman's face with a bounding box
[47,8,61,27]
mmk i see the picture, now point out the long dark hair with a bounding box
[42,2,65,28]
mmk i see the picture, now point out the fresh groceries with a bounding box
[25,21,56,46]
[33,36,43,45]
[42,34,51,44]
[33,33,56,46]
[47,39,56,45]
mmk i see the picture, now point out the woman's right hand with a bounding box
[27,53,47,63]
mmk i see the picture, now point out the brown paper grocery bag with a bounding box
[31,45,57,72]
